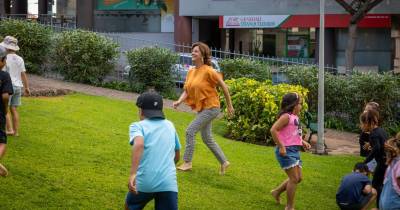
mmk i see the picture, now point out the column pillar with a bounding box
[174,0,192,51]
[76,0,94,30]
[10,0,28,16]
[0,0,11,16]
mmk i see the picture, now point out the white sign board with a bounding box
[221,15,289,28]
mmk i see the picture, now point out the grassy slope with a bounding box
[0,94,361,210]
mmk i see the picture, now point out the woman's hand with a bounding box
[172,101,181,109]
[302,140,311,151]
[363,142,371,151]
[227,105,234,118]
[279,146,286,156]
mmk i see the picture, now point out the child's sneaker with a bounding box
[0,163,8,177]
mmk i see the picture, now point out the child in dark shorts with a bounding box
[336,162,377,210]
[0,45,14,177]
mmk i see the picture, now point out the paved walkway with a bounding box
[28,74,360,155]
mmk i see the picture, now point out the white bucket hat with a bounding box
[0,36,20,51]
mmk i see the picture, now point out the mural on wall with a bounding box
[98,0,174,32]
[161,0,174,32]
[98,0,167,11]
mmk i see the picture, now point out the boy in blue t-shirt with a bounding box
[125,91,181,210]
[336,163,377,210]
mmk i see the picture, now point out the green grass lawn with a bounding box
[0,94,362,210]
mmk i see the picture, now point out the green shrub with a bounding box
[283,65,318,112]
[52,30,119,84]
[126,47,178,96]
[97,81,131,92]
[0,19,52,74]
[285,66,400,135]
[220,78,309,144]
[219,58,271,81]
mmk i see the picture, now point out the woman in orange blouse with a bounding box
[173,42,234,175]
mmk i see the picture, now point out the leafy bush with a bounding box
[52,30,119,84]
[126,47,178,95]
[97,81,131,92]
[220,78,309,144]
[285,66,400,135]
[219,58,271,81]
[0,19,52,74]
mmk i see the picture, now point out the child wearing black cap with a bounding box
[125,90,181,210]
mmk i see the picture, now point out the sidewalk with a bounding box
[28,74,360,155]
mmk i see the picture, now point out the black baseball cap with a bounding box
[136,91,165,119]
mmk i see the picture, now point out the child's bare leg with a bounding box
[271,179,288,204]
[0,143,6,159]
[285,166,302,210]
[5,111,13,135]
[361,188,377,210]
[10,107,19,136]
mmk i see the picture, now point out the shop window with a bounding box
[287,35,309,58]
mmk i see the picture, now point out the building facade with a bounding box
[1,0,399,71]
[181,0,400,71]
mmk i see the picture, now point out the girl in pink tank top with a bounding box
[270,92,311,210]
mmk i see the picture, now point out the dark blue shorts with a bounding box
[275,146,302,170]
[337,192,373,210]
[125,191,178,210]
[0,128,6,144]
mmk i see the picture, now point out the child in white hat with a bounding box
[0,36,30,137]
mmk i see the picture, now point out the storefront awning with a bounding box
[280,14,391,28]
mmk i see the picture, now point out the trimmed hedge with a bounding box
[126,47,178,96]
[220,78,309,144]
[219,58,271,81]
[285,66,400,135]
[0,19,52,74]
[52,30,119,84]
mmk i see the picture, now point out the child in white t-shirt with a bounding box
[0,36,30,137]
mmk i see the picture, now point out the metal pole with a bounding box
[317,0,325,154]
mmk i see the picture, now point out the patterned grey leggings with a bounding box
[183,108,227,164]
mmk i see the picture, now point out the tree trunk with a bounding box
[345,24,357,74]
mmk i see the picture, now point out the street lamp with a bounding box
[317,0,326,154]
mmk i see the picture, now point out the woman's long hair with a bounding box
[359,109,379,132]
[277,93,300,118]
[191,42,212,66]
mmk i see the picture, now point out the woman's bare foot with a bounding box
[0,163,8,177]
[270,190,280,204]
[6,131,14,136]
[177,162,192,171]
[285,207,294,210]
[220,161,230,175]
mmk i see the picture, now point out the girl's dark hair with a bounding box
[277,93,300,118]
[191,42,212,66]
[359,109,379,132]
[385,132,400,165]
[353,162,369,173]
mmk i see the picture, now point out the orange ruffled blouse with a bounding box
[184,65,221,112]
